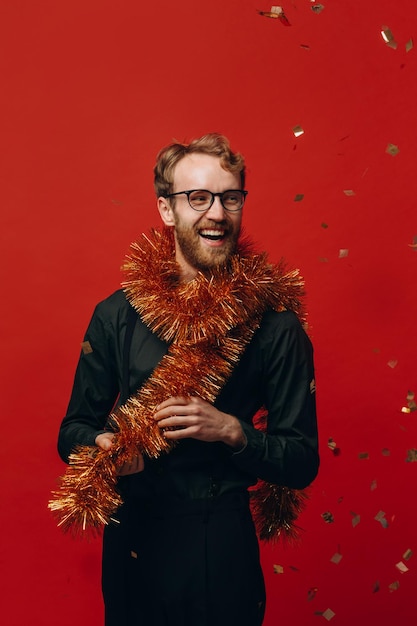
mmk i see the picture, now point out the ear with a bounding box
[157,196,175,226]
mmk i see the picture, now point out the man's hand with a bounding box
[153,396,246,451]
[95,432,145,476]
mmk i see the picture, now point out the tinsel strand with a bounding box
[49,228,307,539]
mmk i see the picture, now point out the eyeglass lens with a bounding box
[188,190,244,211]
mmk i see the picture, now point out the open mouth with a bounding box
[199,229,226,241]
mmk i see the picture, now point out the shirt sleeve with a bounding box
[57,299,121,463]
[231,311,319,489]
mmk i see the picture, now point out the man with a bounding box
[56,133,319,626]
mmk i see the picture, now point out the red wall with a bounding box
[1,1,416,624]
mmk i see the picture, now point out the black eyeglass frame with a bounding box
[164,189,248,213]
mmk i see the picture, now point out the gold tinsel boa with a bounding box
[49,228,307,540]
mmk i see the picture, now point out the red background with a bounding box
[1,1,416,624]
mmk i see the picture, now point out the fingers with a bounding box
[95,432,115,450]
[155,396,191,414]
[117,453,144,476]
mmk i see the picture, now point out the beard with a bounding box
[173,217,241,273]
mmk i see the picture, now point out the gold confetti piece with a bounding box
[351,512,361,527]
[403,549,413,561]
[311,4,325,14]
[358,452,369,460]
[406,448,417,462]
[395,561,409,574]
[338,249,349,258]
[381,27,398,49]
[308,587,319,602]
[387,359,398,368]
[382,448,390,456]
[406,390,417,411]
[273,564,284,574]
[408,236,417,250]
[321,222,328,229]
[406,38,414,52]
[401,407,411,414]
[386,143,399,156]
[328,437,341,456]
[293,125,304,137]
[330,552,343,564]
[81,341,93,355]
[322,608,336,621]
[389,581,400,592]
[322,511,334,524]
[294,194,304,202]
[375,511,389,528]
[130,551,138,559]
[370,479,377,491]
[373,580,380,593]
[343,189,355,196]
[258,6,291,25]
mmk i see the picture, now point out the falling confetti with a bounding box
[406,38,414,52]
[300,44,310,50]
[330,552,343,564]
[406,390,416,411]
[273,564,284,574]
[406,449,417,462]
[81,341,93,355]
[408,236,417,250]
[319,257,329,263]
[343,189,355,196]
[387,359,398,369]
[338,249,349,258]
[373,580,380,593]
[350,512,361,527]
[293,125,304,137]
[381,26,398,49]
[395,561,409,574]
[321,222,329,229]
[375,511,389,528]
[403,549,413,561]
[358,452,369,460]
[311,4,325,14]
[258,6,291,25]
[294,194,304,202]
[381,448,390,456]
[389,581,400,592]
[386,143,400,156]
[322,608,336,621]
[307,587,319,602]
[328,437,341,456]
[370,479,377,491]
[321,511,334,524]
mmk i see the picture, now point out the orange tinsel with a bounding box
[49,228,307,539]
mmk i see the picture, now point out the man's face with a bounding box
[158,153,243,279]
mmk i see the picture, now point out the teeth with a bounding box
[200,229,225,237]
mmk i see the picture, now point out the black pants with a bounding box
[102,492,266,626]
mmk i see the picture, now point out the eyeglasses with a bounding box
[164,189,248,212]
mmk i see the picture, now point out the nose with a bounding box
[205,195,226,220]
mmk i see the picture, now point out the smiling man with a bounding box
[56,133,319,626]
